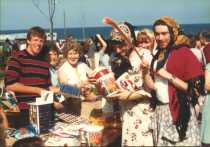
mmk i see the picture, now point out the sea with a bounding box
[1,23,210,40]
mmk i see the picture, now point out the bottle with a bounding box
[80,130,88,147]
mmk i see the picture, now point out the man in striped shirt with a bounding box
[5,26,60,127]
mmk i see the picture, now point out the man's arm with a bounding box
[141,59,188,92]
[156,68,188,91]
[6,83,63,110]
[6,82,46,96]
[0,107,8,128]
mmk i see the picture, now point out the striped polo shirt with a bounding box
[5,49,51,103]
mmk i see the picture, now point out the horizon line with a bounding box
[1,22,210,32]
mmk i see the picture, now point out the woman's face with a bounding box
[67,49,80,67]
[136,35,154,50]
[195,40,202,49]
[154,25,171,49]
[48,50,58,66]
[112,42,129,57]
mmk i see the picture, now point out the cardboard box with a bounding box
[62,93,112,119]
[63,97,102,119]
[62,94,82,115]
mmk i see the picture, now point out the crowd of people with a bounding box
[0,16,210,146]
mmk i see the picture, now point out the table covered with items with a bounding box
[2,66,151,146]
[4,97,121,146]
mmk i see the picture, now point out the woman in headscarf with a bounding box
[142,16,205,146]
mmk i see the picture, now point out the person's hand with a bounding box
[80,85,92,97]
[49,86,60,93]
[103,17,115,25]
[37,88,47,96]
[78,80,90,88]
[88,78,97,84]
[141,59,149,68]
[116,90,133,101]
[141,59,150,75]
[107,90,131,101]
[53,101,64,110]
[96,34,102,39]
[9,106,20,112]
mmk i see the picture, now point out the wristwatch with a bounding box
[169,75,176,83]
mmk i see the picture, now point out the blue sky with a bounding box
[0,0,210,30]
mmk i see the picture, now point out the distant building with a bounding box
[0,32,57,41]
[0,33,26,41]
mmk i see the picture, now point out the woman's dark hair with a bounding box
[124,21,136,45]
[188,34,200,48]
[41,41,59,61]
[47,42,59,55]
[12,137,44,147]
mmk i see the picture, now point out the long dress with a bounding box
[201,63,210,144]
[121,48,153,146]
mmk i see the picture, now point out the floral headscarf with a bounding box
[154,16,189,46]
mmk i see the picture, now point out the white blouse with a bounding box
[58,61,92,87]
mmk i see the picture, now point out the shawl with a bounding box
[166,46,204,139]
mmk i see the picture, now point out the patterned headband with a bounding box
[110,23,132,42]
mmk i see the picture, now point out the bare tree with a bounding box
[32,0,56,40]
